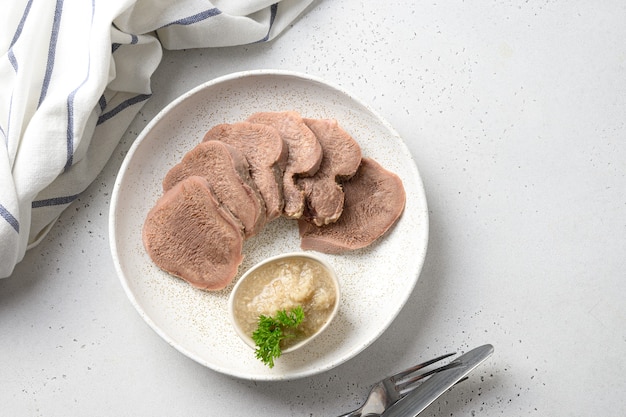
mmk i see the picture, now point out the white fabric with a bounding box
[0,0,313,278]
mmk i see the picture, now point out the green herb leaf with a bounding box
[252,306,305,368]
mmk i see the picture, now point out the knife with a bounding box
[380,344,494,417]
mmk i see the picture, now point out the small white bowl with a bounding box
[228,252,340,355]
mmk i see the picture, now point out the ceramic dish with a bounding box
[228,252,341,356]
[109,70,428,380]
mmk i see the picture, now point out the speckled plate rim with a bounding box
[109,69,429,381]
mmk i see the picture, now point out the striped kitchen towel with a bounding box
[0,0,313,278]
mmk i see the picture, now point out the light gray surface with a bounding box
[2,1,625,415]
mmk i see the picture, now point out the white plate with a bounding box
[109,70,428,381]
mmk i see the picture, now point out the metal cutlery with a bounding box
[381,344,494,417]
[337,352,459,416]
[337,344,494,417]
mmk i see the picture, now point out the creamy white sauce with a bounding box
[232,256,337,348]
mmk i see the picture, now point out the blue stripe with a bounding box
[256,3,278,43]
[65,93,75,169]
[38,0,64,108]
[112,34,139,53]
[96,94,151,125]
[64,0,95,172]
[0,204,19,233]
[8,50,18,72]
[6,98,14,148]
[98,95,107,112]
[7,0,34,71]
[5,0,35,145]
[160,8,221,28]
[32,194,79,209]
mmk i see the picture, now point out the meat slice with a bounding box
[162,140,266,238]
[203,122,287,222]
[142,176,244,291]
[298,158,405,254]
[297,118,362,226]
[247,111,323,218]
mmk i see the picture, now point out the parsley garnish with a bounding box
[252,306,305,368]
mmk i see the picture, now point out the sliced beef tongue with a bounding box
[203,122,288,223]
[298,118,362,226]
[247,111,323,219]
[298,157,405,254]
[142,176,245,291]
[162,140,266,238]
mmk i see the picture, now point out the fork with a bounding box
[337,352,460,417]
